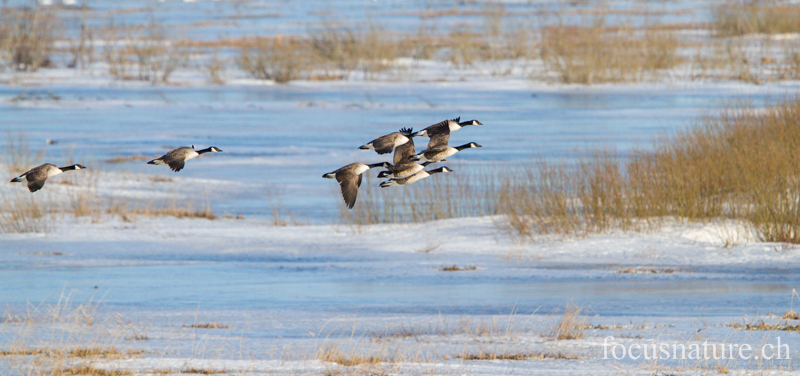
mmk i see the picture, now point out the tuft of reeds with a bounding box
[713,0,800,37]
[457,350,578,361]
[551,304,586,340]
[316,344,384,367]
[439,265,477,272]
[0,190,54,234]
[539,17,680,84]
[338,168,499,227]
[729,320,800,331]
[106,198,216,221]
[239,36,314,83]
[102,19,188,84]
[0,7,58,71]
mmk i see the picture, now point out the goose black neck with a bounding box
[58,164,81,171]
[367,162,387,169]
[455,143,473,151]
[197,147,215,154]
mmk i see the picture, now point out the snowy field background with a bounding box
[3,0,800,375]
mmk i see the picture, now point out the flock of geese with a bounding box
[324,117,483,209]
[9,117,482,211]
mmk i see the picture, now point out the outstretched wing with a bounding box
[27,179,45,192]
[427,132,450,151]
[370,133,400,155]
[422,119,453,137]
[168,160,186,172]
[393,137,416,165]
[337,171,361,209]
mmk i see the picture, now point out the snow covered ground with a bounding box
[4,215,800,375]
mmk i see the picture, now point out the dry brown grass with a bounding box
[106,199,216,221]
[540,18,681,84]
[0,190,54,234]
[316,344,384,367]
[713,0,800,37]
[439,265,477,272]
[183,322,230,329]
[551,304,586,340]
[1,292,143,376]
[102,19,188,83]
[729,320,800,331]
[0,7,58,71]
[457,350,578,361]
[339,168,499,226]
[499,97,800,244]
[238,36,316,83]
[55,366,132,376]
[615,267,683,274]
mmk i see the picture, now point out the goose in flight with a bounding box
[359,127,415,155]
[412,117,482,138]
[323,162,389,209]
[379,166,452,188]
[10,163,86,192]
[147,145,222,172]
[411,131,482,163]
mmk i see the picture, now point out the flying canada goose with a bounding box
[10,163,86,192]
[379,166,452,188]
[323,162,390,209]
[377,161,434,179]
[411,131,482,163]
[411,117,483,138]
[359,127,415,155]
[147,145,222,172]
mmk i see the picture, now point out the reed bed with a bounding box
[338,166,501,226]
[499,97,800,243]
[713,0,800,37]
[0,7,58,71]
[4,2,800,84]
[539,18,681,84]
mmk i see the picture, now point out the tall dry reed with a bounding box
[539,17,680,84]
[0,7,58,71]
[713,0,800,37]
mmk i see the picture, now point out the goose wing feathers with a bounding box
[337,170,362,209]
[422,117,458,137]
[370,133,401,155]
[158,147,193,172]
[393,137,416,165]
[427,132,450,151]
[27,179,46,192]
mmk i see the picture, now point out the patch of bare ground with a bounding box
[439,265,478,272]
[183,322,230,329]
[457,351,578,361]
[615,267,685,274]
[729,320,800,331]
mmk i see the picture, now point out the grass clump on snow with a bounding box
[539,17,680,84]
[713,0,800,37]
